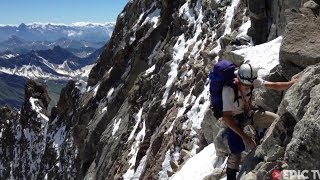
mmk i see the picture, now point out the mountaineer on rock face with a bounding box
[209,61,299,180]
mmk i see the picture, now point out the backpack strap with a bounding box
[248,86,254,104]
[234,80,254,112]
[230,82,240,107]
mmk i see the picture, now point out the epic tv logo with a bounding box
[272,169,320,180]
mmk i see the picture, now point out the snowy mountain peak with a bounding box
[70,22,115,27]
[0,22,116,42]
[9,22,115,28]
[18,23,27,29]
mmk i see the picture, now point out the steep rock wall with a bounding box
[1,0,320,179]
[241,63,320,179]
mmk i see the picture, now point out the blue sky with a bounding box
[0,0,128,25]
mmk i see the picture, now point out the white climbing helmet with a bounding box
[237,63,258,85]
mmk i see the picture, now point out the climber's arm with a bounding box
[265,79,298,91]
[222,111,256,150]
[223,112,246,138]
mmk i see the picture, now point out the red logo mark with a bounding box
[272,170,282,180]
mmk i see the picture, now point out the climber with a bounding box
[221,63,299,180]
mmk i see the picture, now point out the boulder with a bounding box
[213,127,230,156]
[220,51,245,66]
[180,149,192,162]
[219,35,233,50]
[170,160,179,171]
[201,108,220,144]
[203,168,226,180]
[268,0,302,40]
[285,112,320,171]
[278,63,320,120]
[283,66,320,170]
[280,10,320,68]
[303,0,320,15]
[277,62,304,81]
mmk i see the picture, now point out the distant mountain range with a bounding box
[0,35,105,57]
[0,22,115,42]
[0,22,113,108]
[0,46,103,108]
[0,22,113,80]
[0,45,103,80]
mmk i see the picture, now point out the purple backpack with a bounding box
[209,60,237,118]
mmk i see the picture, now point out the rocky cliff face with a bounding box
[0,80,51,179]
[0,80,82,179]
[240,63,320,179]
[1,0,320,179]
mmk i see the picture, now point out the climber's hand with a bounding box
[291,72,301,81]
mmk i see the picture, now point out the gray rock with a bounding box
[280,11,320,68]
[220,51,245,66]
[202,108,230,157]
[284,83,320,170]
[244,63,320,179]
[203,168,226,180]
[278,63,320,120]
[303,0,320,15]
[202,0,219,10]
[238,147,264,177]
[260,113,296,159]
[304,0,320,9]
[180,149,192,162]
[267,24,278,41]
[170,160,179,171]
[202,23,210,34]
[268,0,302,40]
[201,108,220,144]
[214,127,230,156]
[192,79,205,97]
[167,170,175,177]
[265,144,285,162]
[277,62,304,82]
[219,35,233,50]
[240,172,257,180]
[285,116,320,170]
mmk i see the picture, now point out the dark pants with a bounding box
[227,127,245,154]
[226,111,279,179]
